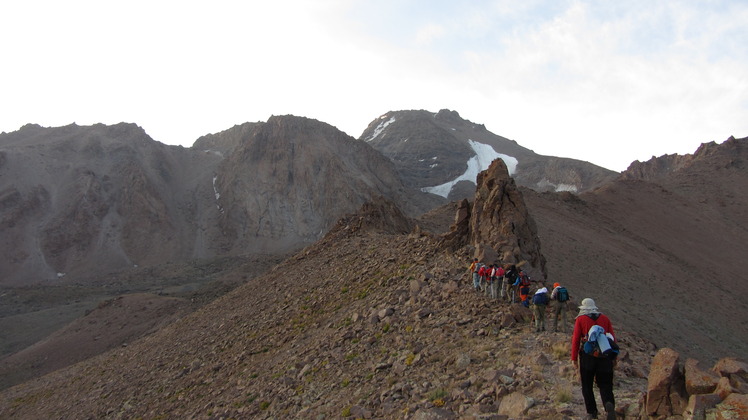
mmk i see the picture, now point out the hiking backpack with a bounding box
[582,327,620,359]
[519,272,531,287]
[532,292,549,305]
[556,286,569,302]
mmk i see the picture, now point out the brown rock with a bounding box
[683,393,722,420]
[497,392,534,418]
[646,348,688,417]
[712,357,748,378]
[713,393,748,420]
[441,159,547,278]
[685,358,720,395]
[469,159,547,277]
[411,407,457,420]
[714,376,736,401]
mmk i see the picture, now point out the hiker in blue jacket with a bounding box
[531,287,549,332]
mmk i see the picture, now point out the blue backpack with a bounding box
[532,292,549,305]
[556,287,569,302]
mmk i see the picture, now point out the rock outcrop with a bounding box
[444,158,547,278]
[641,348,748,419]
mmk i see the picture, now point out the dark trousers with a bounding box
[579,352,615,415]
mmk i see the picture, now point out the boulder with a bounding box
[685,358,720,395]
[715,376,737,400]
[712,393,748,420]
[497,392,534,418]
[646,348,688,417]
[683,393,721,420]
[713,357,748,379]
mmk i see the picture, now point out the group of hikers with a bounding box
[467,258,618,420]
[467,258,570,333]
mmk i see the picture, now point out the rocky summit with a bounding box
[360,109,617,199]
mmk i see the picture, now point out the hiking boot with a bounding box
[604,402,615,419]
[584,413,598,420]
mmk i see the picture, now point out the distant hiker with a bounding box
[571,298,617,420]
[469,258,480,290]
[531,287,550,332]
[484,264,494,297]
[478,263,488,292]
[550,282,570,333]
[514,269,532,307]
[504,264,518,302]
[491,264,504,300]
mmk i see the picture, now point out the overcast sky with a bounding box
[1,0,746,171]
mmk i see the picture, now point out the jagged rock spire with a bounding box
[444,158,547,278]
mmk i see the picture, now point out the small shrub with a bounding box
[341,406,352,417]
[551,342,570,360]
[405,353,416,366]
[428,388,448,401]
[259,401,270,410]
[556,388,572,404]
[432,398,446,407]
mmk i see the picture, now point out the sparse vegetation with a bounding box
[556,388,573,404]
[428,388,448,402]
[551,341,570,360]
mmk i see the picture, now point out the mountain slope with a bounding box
[0,198,655,420]
[360,109,617,200]
[0,123,222,286]
[523,136,748,364]
[206,115,442,254]
[0,117,439,287]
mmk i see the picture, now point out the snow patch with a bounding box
[536,179,579,193]
[421,140,518,198]
[203,149,224,158]
[366,116,396,142]
[555,184,579,193]
[212,175,225,213]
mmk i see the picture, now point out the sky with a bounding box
[1,0,747,171]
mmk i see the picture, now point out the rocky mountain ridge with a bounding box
[2,175,745,418]
[360,109,617,199]
[0,159,653,419]
[0,116,438,288]
[1,111,746,418]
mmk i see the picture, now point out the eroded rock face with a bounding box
[464,158,546,277]
[0,117,437,286]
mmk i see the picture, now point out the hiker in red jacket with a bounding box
[571,298,617,420]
